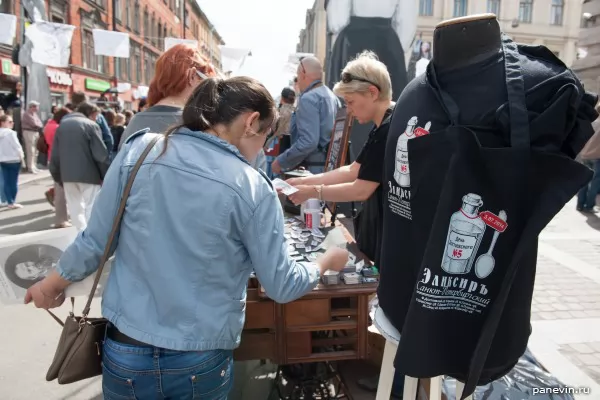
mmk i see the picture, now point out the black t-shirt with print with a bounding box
[378,55,509,333]
[353,106,394,264]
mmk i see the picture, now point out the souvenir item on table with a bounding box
[304,209,324,229]
[343,272,361,285]
[378,17,598,400]
[322,270,340,285]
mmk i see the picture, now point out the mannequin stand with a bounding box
[372,307,473,400]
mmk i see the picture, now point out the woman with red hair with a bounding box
[118,44,216,149]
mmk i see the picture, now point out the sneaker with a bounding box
[7,203,23,209]
[0,202,7,208]
[45,189,55,207]
[580,208,598,214]
[52,222,72,229]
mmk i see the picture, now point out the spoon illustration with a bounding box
[475,210,507,279]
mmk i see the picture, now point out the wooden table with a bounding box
[235,218,378,365]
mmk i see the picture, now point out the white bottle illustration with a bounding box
[394,117,431,187]
[441,194,487,275]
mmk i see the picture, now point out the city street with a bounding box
[0,176,600,399]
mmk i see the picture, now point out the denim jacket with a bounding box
[276,80,340,171]
[56,128,320,351]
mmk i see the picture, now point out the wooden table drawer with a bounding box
[245,301,275,329]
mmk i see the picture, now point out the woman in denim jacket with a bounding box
[25,77,349,399]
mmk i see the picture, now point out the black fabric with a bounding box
[378,34,598,399]
[353,106,394,264]
[110,126,125,152]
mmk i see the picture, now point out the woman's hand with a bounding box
[286,177,304,186]
[317,248,349,274]
[24,279,66,309]
[288,185,316,205]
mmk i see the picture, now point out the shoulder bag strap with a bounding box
[47,135,161,323]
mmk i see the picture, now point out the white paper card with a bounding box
[25,22,75,67]
[272,178,299,195]
[0,13,17,45]
[92,29,130,58]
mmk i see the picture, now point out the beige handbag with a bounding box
[45,135,160,384]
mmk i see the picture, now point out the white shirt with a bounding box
[326,0,417,51]
[415,57,431,77]
[0,128,24,163]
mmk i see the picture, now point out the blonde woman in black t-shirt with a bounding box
[286,51,394,263]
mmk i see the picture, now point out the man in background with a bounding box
[49,102,109,231]
[71,92,114,152]
[275,87,296,154]
[272,56,340,174]
[21,101,43,174]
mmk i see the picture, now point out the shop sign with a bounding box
[1,59,20,76]
[47,69,72,86]
[85,78,111,92]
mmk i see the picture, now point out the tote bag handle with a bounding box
[426,35,532,399]
[426,34,530,150]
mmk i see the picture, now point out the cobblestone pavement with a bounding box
[530,197,600,398]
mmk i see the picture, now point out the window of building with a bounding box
[117,53,130,81]
[185,8,190,27]
[144,50,152,84]
[124,0,130,28]
[163,26,167,41]
[81,9,108,73]
[115,0,122,22]
[550,0,563,26]
[487,0,500,16]
[143,8,149,42]
[518,0,533,23]
[158,21,162,44]
[133,1,140,33]
[0,0,13,14]
[151,14,156,46]
[453,0,467,17]
[132,44,141,82]
[419,0,433,16]
[50,0,68,24]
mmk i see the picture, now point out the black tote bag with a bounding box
[393,35,592,399]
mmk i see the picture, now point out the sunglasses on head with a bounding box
[341,72,381,91]
[299,57,306,74]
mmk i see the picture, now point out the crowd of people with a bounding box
[3,38,597,399]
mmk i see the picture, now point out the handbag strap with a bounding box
[46,134,161,323]
[81,135,161,317]
[427,34,530,149]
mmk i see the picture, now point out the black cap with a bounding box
[281,87,296,101]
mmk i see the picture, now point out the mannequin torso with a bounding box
[433,14,501,72]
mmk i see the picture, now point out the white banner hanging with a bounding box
[25,21,75,68]
[0,13,17,46]
[164,37,198,52]
[92,29,130,58]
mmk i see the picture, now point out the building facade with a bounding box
[415,0,582,67]
[572,0,600,94]
[0,0,223,110]
[296,0,327,65]
[302,0,582,79]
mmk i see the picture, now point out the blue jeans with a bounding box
[0,166,5,204]
[577,160,600,210]
[102,337,234,400]
[0,162,20,204]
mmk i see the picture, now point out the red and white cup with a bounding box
[304,209,324,229]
